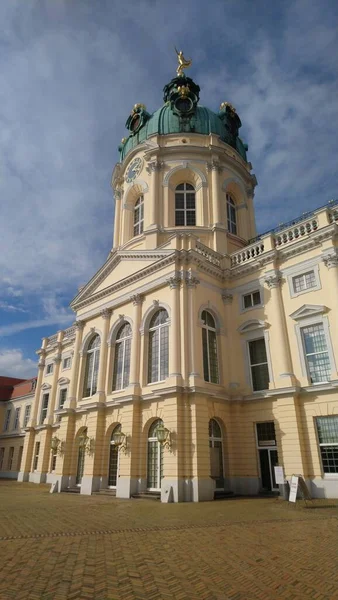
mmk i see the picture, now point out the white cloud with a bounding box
[0,349,37,378]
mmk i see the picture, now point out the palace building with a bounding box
[1,57,338,501]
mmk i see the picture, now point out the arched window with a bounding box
[226,194,237,235]
[201,310,219,384]
[83,335,101,397]
[134,196,144,236]
[148,309,169,383]
[147,419,164,490]
[108,424,121,487]
[209,419,224,490]
[112,323,132,391]
[175,183,196,226]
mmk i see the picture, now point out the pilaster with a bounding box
[185,273,202,386]
[129,294,144,393]
[66,321,85,409]
[96,309,111,401]
[167,276,182,384]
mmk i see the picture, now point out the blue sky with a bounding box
[1,0,337,377]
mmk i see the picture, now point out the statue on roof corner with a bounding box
[175,47,192,77]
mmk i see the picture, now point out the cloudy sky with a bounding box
[1,0,337,378]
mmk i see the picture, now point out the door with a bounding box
[209,419,224,490]
[258,448,279,491]
[147,420,164,491]
[76,446,85,485]
[108,444,119,487]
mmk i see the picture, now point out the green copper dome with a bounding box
[119,76,248,162]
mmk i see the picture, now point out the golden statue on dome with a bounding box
[175,47,192,76]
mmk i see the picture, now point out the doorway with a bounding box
[209,419,224,490]
[256,422,278,491]
[108,425,121,488]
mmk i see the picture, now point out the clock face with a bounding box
[125,157,143,183]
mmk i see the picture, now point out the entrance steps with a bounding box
[63,487,80,494]
[131,491,160,501]
[92,489,116,497]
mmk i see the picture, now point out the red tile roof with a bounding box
[0,376,36,402]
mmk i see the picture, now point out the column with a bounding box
[17,347,46,482]
[209,160,221,226]
[46,331,64,425]
[146,161,159,229]
[129,294,144,390]
[264,272,295,388]
[96,309,111,401]
[190,395,215,501]
[113,189,122,248]
[186,273,202,385]
[67,321,85,409]
[322,250,338,377]
[167,276,182,380]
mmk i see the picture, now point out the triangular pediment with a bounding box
[58,377,70,385]
[290,304,327,320]
[71,248,175,311]
[41,383,51,390]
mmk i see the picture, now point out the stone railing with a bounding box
[63,325,76,339]
[328,207,338,224]
[274,218,318,247]
[231,241,265,267]
[47,334,58,345]
[195,241,222,267]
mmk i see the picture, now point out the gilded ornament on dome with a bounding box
[175,47,192,76]
[177,85,190,97]
[133,103,146,112]
[220,101,237,114]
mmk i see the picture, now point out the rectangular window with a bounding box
[40,394,49,424]
[4,409,11,432]
[243,290,261,310]
[292,271,316,293]
[33,442,40,471]
[51,451,57,472]
[17,446,23,471]
[256,422,276,446]
[301,323,331,383]
[62,357,71,370]
[248,339,270,391]
[23,405,31,427]
[31,379,37,392]
[13,407,21,430]
[59,388,67,409]
[0,448,4,470]
[316,416,338,474]
[46,363,53,375]
[7,447,14,470]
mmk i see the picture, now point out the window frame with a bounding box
[3,408,11,432]
[238,320,274,392]
[23,404,31,428]
[40,393,49,425]
[226,193,237,235]
[316,416,338,476]
[45,363,54,376]
[133,195,144,237]
[59,388,67,409]
[201,310,219,384]
[248,338,270,392]
[174,183,196,227]
[0,447,4,470]
[147,309,169,384]
[13,407,21,430]
[33,442,40,471]
[7,447,14,471]
[286,261,321,298]
[242,290,262,311]
[112,322,132,391]
[82,334,101,398]
[301,322,331,384]
[62,356,71,370]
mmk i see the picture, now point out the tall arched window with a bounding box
[148,309,169,383]
[209,419,224,490]
[134,196,144,236]
[112,323,132,391]
[201,310,219,384]
[83,334,101,397]
[147,419,164,490]
[175,183,196,226]
[226,194,237,234]
[108,424,121,487]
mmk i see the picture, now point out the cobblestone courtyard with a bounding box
[0,482,337,600]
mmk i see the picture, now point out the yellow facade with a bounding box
[2,69,338,501]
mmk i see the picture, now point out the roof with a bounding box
[0,376,36,402]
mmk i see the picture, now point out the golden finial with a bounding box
[133,103,146,111]
[177,85,190,97]
[175,47,192,77]
[220,101,237,114]
[121,137,127,144]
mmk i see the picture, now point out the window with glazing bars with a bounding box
[292,271,316,293]
[226,194,237,234]
[316,417,338,473]
[148,310,169,383]
[4,409,11,431]
[201,310,219,383]
[40,394,49,424]
[243,290,261,309]
[33,442,40,470]
[112,323,132,390]
[134,196,144,236]
[7,447,14,470]
[301,323,331,383]
[256,422,276,446]
[13,407,21,430]
[0,448,4,470]
[59,388,67,409]
[23,405,31,427]
[83,334,101,397]
[248,338,269,391]
[175,183,196,226]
